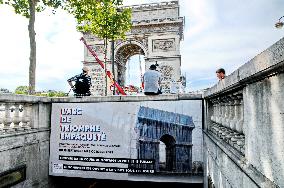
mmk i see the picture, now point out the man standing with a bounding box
[67,66,92,97]
[143,64,162,95]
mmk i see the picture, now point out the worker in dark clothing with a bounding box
[67,66,92,97]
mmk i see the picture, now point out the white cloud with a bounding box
[181,0,217,39]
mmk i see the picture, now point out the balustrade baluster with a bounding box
[21,103,31,130]
[221,100,225,126]
[224,97,231,128]
[13,103,22,131]
[0,103,4,133]
[216,98,221,124]
[229,94,238,130]
[227,95,234,125]
[3,103,14,132]
[236,95,244,134]
[210,99,217,123]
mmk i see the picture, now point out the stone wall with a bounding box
[203,37,284,188]
[0,95,51,188]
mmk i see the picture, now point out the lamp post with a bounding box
[275,16,284,29]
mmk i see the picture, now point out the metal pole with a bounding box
[104,39,108,96]
[104,3,108,96]
[112,40,115,95]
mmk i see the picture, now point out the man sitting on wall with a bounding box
[67,66,92,97]
[143,64,162,95]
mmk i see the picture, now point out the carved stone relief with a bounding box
[153,38,175,52]
[131,25,180,35]
[89,66,105,96]
[158,65,174,92]
[87,45,105,57]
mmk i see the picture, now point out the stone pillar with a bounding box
[215,98,221,124]
[223,97,231,128]
[229,94,239,131]
[21,103,31,130]
[13,103,22,131]
[0,103,4,133]
[3,103,13,132]
[220,99,226,127]
[227,95,235,126]
[236,94,244,134]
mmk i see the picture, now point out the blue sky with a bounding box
[0,0,283,93]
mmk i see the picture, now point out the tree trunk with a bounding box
[28,0,36,95]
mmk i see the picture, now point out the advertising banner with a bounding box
[49,100,203,182]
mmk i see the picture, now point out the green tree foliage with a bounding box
[14,86,66,97]
[15,86,29,95]
[63,0,132,40]
[1,0,61,18]
[0,0,62,95]
[35,90,66,97]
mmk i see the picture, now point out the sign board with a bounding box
[49,100,203,182]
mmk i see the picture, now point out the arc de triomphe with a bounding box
[83,1,184,96]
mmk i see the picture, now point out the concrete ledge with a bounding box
[238,38,284,80]
[0,94,50,103]
[50,94,202,103]
[1,94,202,103]
[178,93,203,100]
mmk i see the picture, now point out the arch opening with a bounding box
[115,43,145,93]
[159,134,176,172]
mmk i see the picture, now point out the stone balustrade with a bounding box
[207,91,245,154]
[0,94,51,135]
[0,102,31,133]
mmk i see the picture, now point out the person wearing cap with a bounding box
[143,64,162,95]
[67,66,92,97]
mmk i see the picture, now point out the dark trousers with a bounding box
[144,92,159,95]
[144,89,162,95]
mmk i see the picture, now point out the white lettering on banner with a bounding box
[60,116,71,123]
[59,108,107,142]
[60,132,107,141]
[60,125,101,132]
[61,108,83,115]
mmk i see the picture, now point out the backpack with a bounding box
[74,75,90,95]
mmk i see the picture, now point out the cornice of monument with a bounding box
[122,1,179,12]
[131,17,183,27]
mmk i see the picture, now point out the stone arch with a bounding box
[114,41,147,86]
[114,40,148,58]
[83,1,184,95]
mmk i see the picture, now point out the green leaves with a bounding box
[0,0,62,18]
[64,0,132,41]
[15,86,29,95]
